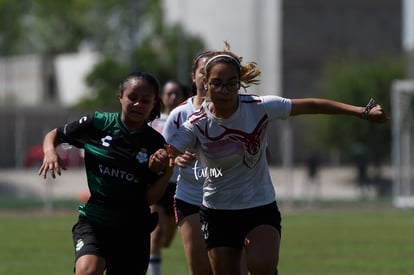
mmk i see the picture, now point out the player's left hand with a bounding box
[366,104,390,123]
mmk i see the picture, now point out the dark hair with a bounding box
[118,71,162,122]
[162,79,188,98]
[191,51,214,74]
[191,51,215,95]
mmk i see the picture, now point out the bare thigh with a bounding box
[162,213,177,247]
[150,204,165,254]
[245,225,280,275]
[208,246,241,275]
[179,213,212,275]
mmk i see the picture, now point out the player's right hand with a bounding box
[38,149,66,179]
[175,150,197,168]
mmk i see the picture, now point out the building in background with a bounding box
[0,55,55,106]
[0,51,98,108]
[163,0,403,164]
[281,0,402,163]
[0,0,406,167]
[55,51,100,107]
[0,51,98,167]
[163,0,282,96]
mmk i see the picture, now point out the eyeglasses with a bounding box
[208,81,240,92]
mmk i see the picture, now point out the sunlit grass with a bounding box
[0,202,413,275]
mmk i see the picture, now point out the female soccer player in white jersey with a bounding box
[166,43,389,275]
[163,51,215,275]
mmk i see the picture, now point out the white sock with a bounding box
[147,254,161,275]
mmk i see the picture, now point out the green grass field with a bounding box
[0,201,413,275]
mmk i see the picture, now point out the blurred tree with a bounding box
[22,0,91,54]
[0,0,29,55]
[308,55,406,167]
[75,22,205,112]
[76,57,128,112]
[0,0,92,55]
[0,0,206,110]
[133,23,205,84]
[73,0,205,111]
[0,0,155,55]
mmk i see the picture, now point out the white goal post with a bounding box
[391,79,414,208]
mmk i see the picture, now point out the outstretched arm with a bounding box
[290,98,389,123]
[38,128,66,179]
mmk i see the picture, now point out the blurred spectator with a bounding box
[305,151,321,205]
[351,142,370,196]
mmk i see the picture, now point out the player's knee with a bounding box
[161,234,175,248]
[75,263,104,275]
[246,256,278,275]
[75,255,106,275]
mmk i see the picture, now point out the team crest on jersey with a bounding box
[243,151,260,168]
[136,148,149,163]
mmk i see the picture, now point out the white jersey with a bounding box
[150,113,179,183]
[163,97,206,205]
[168,94,292,210]
[150,113,168,134]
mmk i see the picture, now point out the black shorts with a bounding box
[72,215,151,274]
[200,201,282,250]
[154,182,176,216]
[174,198,201,225]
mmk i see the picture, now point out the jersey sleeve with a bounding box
[162,107,182,140]
[56,113,95,148]
[166,120,196,153]
[262,95,292,120]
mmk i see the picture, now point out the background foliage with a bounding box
[0,0,206,111]
[0,0,409,167]
[307,55,406,168]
